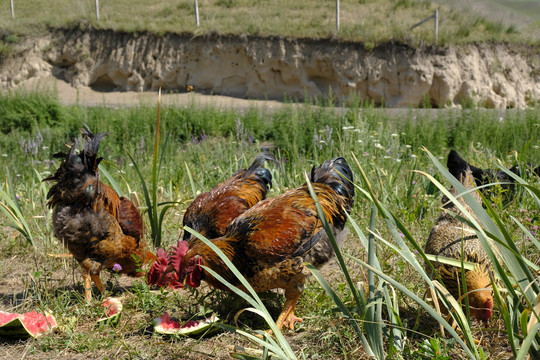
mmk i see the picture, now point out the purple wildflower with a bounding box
[235,119,244,142]
[112,263,122,272]
[325,125,334,147]
[201,130,206,141]
[249,132,253,144]
[313,130,323,150]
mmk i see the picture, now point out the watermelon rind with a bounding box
[97,297,123,327]
[0,311,57,338]
[153,312,219,337]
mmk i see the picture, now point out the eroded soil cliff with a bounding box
[1,28,539,108]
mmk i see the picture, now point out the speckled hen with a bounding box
[425,162,494,323]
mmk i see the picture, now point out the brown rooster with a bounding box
[44,128,157,301]
[424,164,493,323]
[180,157,354,331]
[182,152,277,244]
[147,153,277,288]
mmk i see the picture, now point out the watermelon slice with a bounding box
[97,297,122,327]
[153,312,219,337]
[0,310,57,338]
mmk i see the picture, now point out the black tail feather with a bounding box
[447,150,486,183]
[43,127,107,184]
[79,128,108,172]
[310,157,354,205]
[242,152,280,190]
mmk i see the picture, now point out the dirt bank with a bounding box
[1,28,539,108]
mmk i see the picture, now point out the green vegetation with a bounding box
[0,0,538,44]
[0,91,539,358]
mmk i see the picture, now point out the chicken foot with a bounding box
[275,296,303,331]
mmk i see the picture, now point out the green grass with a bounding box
[0,0,538,44]
[0,91,539,358]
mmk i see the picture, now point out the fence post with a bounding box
[10,0,15,19]
[410,10,439,45]
[194,0,200,27]
[336,0,340,32]
[95,0,100,21]
[434,9,438,45]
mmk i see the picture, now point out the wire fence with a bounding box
[4,0,441,45]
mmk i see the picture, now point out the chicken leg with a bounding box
[275,296,303,331]
[81,259,105,301]
[81,267,93,302]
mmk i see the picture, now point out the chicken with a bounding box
[424,163,493,323]
[44,128,157,301]
[181,157,354,331]
[182,152,277,244]
[447,149,539,197]
[147,153,277,288]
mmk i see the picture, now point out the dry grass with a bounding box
[0,0,538,44]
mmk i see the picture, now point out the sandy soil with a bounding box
[14,76,288,111]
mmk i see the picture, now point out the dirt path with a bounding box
[12,75,516,124]
[14,76,288,111]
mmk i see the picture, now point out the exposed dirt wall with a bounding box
[1,28,539,108]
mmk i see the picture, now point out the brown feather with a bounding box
[44,130,156,301]
[183,153,276,243]
[425,168,494,322]
[182,157,354,330]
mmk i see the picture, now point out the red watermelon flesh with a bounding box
[0,311,57,338]
[153,312,219,336]
[97,298,122,327]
